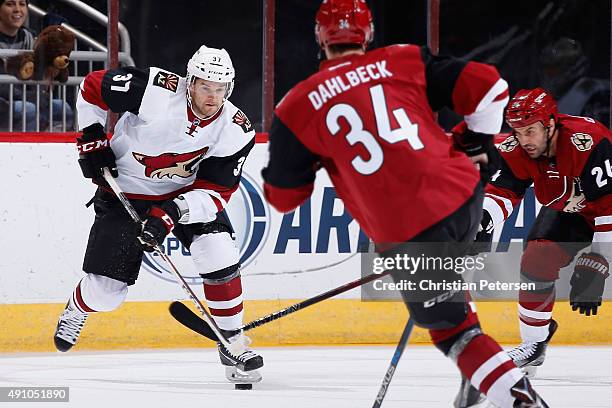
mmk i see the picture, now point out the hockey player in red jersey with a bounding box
[476,88,612,377]
[262,1,548,407]
[53,45,263,384]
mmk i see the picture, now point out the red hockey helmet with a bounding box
[315,0,374,48]
[505,88,558,129]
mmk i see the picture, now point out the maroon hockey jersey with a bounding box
[485,114,612,243]
[263,45,508,243]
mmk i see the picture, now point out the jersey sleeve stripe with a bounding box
[191,180,238,210]
[474,78,509,113]
[80,70,109,110]
[464,78,509,134]
[593,215,612,246]
[594,215,612,226]
[451,62,505,116]
[484,193,512,223]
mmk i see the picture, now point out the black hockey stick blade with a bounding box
[169,301,240,341]
[170,270,393,341]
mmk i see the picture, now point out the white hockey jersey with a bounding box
[76,67,255,224]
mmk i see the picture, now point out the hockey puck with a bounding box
[235,383,253,390]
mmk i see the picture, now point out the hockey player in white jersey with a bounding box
[53,45,263,383]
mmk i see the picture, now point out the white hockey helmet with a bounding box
[186,45,235,101]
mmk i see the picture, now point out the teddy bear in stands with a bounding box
[6,25,75,82]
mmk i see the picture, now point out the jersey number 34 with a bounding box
[326,84,423,175]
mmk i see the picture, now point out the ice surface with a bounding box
[0,345,610,407]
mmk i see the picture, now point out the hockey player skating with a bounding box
[53,45,263,384]
[262,0,548,406]
[475,88,612,377]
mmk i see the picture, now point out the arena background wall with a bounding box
[0,136,610,352]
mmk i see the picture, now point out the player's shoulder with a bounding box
[496,134,523,158]
[211,100,255,155]
[495,134,533,175]
[557,114,611,155]
[133,67,185,117]
[377,43,422,59]
[145,67,184,95]
[220,100,255,134]
[277,44,421,111]
[276,68,322,113]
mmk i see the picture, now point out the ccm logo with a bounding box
[77,139,109,153]
[161,214,175,230]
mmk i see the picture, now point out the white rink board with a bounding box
[0,143,365,303]
[0,142,543,305]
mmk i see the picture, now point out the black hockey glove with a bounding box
[76,123,117,179]
[137,200,181,252]
[451,121,500,185]
[569,252,610,316]
[467,210,494,255]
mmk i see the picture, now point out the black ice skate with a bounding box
[454,375,486,408]
[218,333,264,384]
[218,333,264,372]
[511,377,550,408]
[507,320,558,378]
[53,303,88,352]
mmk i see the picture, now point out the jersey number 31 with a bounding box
[326,84,423,175]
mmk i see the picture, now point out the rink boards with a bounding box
[1,139,610,351]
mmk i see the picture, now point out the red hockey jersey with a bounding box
[485,114,612,243]
[263,45,508,243]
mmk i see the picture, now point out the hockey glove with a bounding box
[138,201,181,252]
[569,252,610,316]
[467,210,494,255]
[451,121,499,185]
[76,123,117,179]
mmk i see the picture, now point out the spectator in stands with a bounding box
[0,0,74,131]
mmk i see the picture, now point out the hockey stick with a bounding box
[169,269,394,342]
[372,317,415,408]
[101,168,244,355]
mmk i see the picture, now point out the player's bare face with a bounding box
[514,122,550,158]
[0,0,28,34]
[190,79,227,118]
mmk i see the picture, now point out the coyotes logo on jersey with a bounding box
[563,178,586,213]
[132,147,209,179]
[232,110,253,133]
[570,133,593,151]
[153,71,179,92]
[498,136,519,152]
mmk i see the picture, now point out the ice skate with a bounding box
[218,332,264,372]
[53,302,88,352]
[454,375,487,407]
[218,332,263,385]
[511,377,550,407]
[507,320,557,378]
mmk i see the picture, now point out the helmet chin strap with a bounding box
[542,117,557,158]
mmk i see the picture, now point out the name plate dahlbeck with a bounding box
[308,60,393,110]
